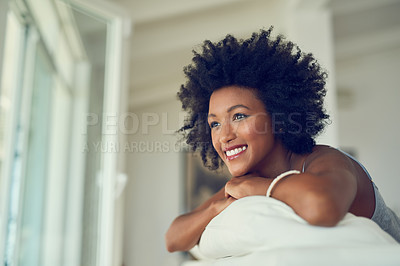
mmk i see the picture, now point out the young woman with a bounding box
[165,28,400,252]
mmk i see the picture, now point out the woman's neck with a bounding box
[252,142,302,179]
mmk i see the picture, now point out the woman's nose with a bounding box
[219,121,236,143]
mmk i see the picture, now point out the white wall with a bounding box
[336,46,400,215]
[124,100,186,266]
[287,3,338,147]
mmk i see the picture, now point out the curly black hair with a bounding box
[178,27,330,170]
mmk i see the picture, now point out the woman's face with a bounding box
[208,86,277,177]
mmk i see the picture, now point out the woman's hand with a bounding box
[224,173,271,199]
[210,195,237,213]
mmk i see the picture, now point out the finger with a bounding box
[228,196,236,202]
[224,183,229,198]
[242,173,258,179]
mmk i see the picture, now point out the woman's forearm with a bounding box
[165,192,235,252]
[165,204,218,252]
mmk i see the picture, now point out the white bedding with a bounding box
[184,196,400,265]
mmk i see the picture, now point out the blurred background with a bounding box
[0,0,399,265]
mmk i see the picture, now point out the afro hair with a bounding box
[178,27,330,170]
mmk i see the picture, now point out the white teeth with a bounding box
[226,146,247,156]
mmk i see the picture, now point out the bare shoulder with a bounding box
[304,145,357,176]
[302,145,360,210]
[306,146,375,218]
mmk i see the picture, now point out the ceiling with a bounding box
[330,0,400,60]
[87,0,400,109]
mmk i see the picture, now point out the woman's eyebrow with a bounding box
[227,104,250,113]
[208,104,250,118]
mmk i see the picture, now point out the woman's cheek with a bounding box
[242,120,260,136]
[211,134,222,157]
[251,113,271,135]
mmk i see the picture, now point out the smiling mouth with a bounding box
[225,145,247,161]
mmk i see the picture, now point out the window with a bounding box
[0,1,129,265]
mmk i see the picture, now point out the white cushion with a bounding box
[196,196,397,259]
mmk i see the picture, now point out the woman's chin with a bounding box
[228,167,248,177]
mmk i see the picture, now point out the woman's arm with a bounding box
[165,187,235,252]
[225,147,359,227]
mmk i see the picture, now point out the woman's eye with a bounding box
[233,113,247,121]
[209,121,220,128]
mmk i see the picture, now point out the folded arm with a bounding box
[165,187,235,252]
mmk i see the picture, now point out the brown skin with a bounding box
[165,86,375,252]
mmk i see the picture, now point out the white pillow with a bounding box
[197,196,397,259]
